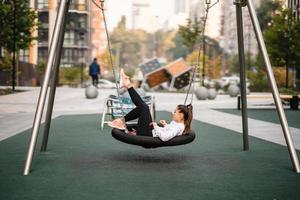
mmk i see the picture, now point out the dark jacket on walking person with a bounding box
[89,58,101,86]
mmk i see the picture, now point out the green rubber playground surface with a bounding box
[1,111,300,200]
[215,109,300,129]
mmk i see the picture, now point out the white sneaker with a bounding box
[107,118,126,130]
[119,69,130,88]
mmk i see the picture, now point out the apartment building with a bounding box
[24,0,106,68]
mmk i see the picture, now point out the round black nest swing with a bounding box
[95,0,197,148]
[111,128,196,149]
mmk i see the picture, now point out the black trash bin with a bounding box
[290,96,299,110]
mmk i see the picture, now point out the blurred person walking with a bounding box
[89,58,101,87]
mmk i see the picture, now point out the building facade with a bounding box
[38,0,88,67]
[24,0,106,68]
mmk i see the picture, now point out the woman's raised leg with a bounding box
[120,70,153,136]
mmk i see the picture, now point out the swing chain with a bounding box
[92,0,128,132]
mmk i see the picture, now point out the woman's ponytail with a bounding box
[177,104,193,134]
[184,104,193,134]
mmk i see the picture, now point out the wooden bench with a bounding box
[237,94,299,110]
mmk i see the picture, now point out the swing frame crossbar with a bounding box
[22,0,300,175]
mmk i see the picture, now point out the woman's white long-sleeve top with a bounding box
[152,121,184,141]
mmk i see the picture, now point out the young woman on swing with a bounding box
[108,69,193,142]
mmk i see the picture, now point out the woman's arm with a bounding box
[153,123,183,142]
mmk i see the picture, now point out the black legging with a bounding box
[91,75,98,86]
[124,87,153,136]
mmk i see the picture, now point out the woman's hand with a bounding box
[149,122,157,128]
[159,120,167,126]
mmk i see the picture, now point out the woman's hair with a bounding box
[177,104,193,134]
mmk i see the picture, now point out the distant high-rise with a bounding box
[132,0,159,32]
[189,0,205,19]
[165,0,190,30]
[220,0,261,56]
[175,0,190,14]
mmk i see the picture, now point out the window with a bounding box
[38,12,48,27]
[38,48,48,63]
[62,49,73,64]
[77,49,86,63]
[19,49,29,62]
[78,15,87,29]
[37,0,48,10]
[64,31,75,45]
[77,32,86,46]
[38,30,48,44]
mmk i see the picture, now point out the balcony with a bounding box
[69,3,88,13]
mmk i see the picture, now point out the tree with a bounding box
[256,0,282,32]
[228,52,257,74]
[166,31,189,60]
[264,8,300,88]
[178,17,203,52]
[0,0,38,90]
[110,16,145,67]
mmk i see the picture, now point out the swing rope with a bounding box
[184,1,214,106]
[183,66,196,105]
[91,0,127,130]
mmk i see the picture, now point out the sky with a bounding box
[105,0,221,38]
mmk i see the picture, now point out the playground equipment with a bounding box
[165,58,192,90]
[111,125,195,149]
[23,0,300,175]
[139,58,192,90]
[139,58,169,88]
[100,95,155,130]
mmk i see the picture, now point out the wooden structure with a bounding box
[139,58,169,88]
[165,58,192,90]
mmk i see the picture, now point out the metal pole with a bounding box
[235,0,249,151]
[40,5,68,152]
[23,0,71,175]
[81,63,84,88]
[12,1,16,91]
[40,65,60,152]
[247,0,300,172]
[202,10,208,86]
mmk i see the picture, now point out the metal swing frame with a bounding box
[23,0,300,175]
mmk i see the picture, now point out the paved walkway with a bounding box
[0,87,300,150]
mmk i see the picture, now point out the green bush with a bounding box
[59,67,88,86]
[247,70,269,92]
[37,62,46,74]
[278,88,299,95]
[0,53,12,72]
